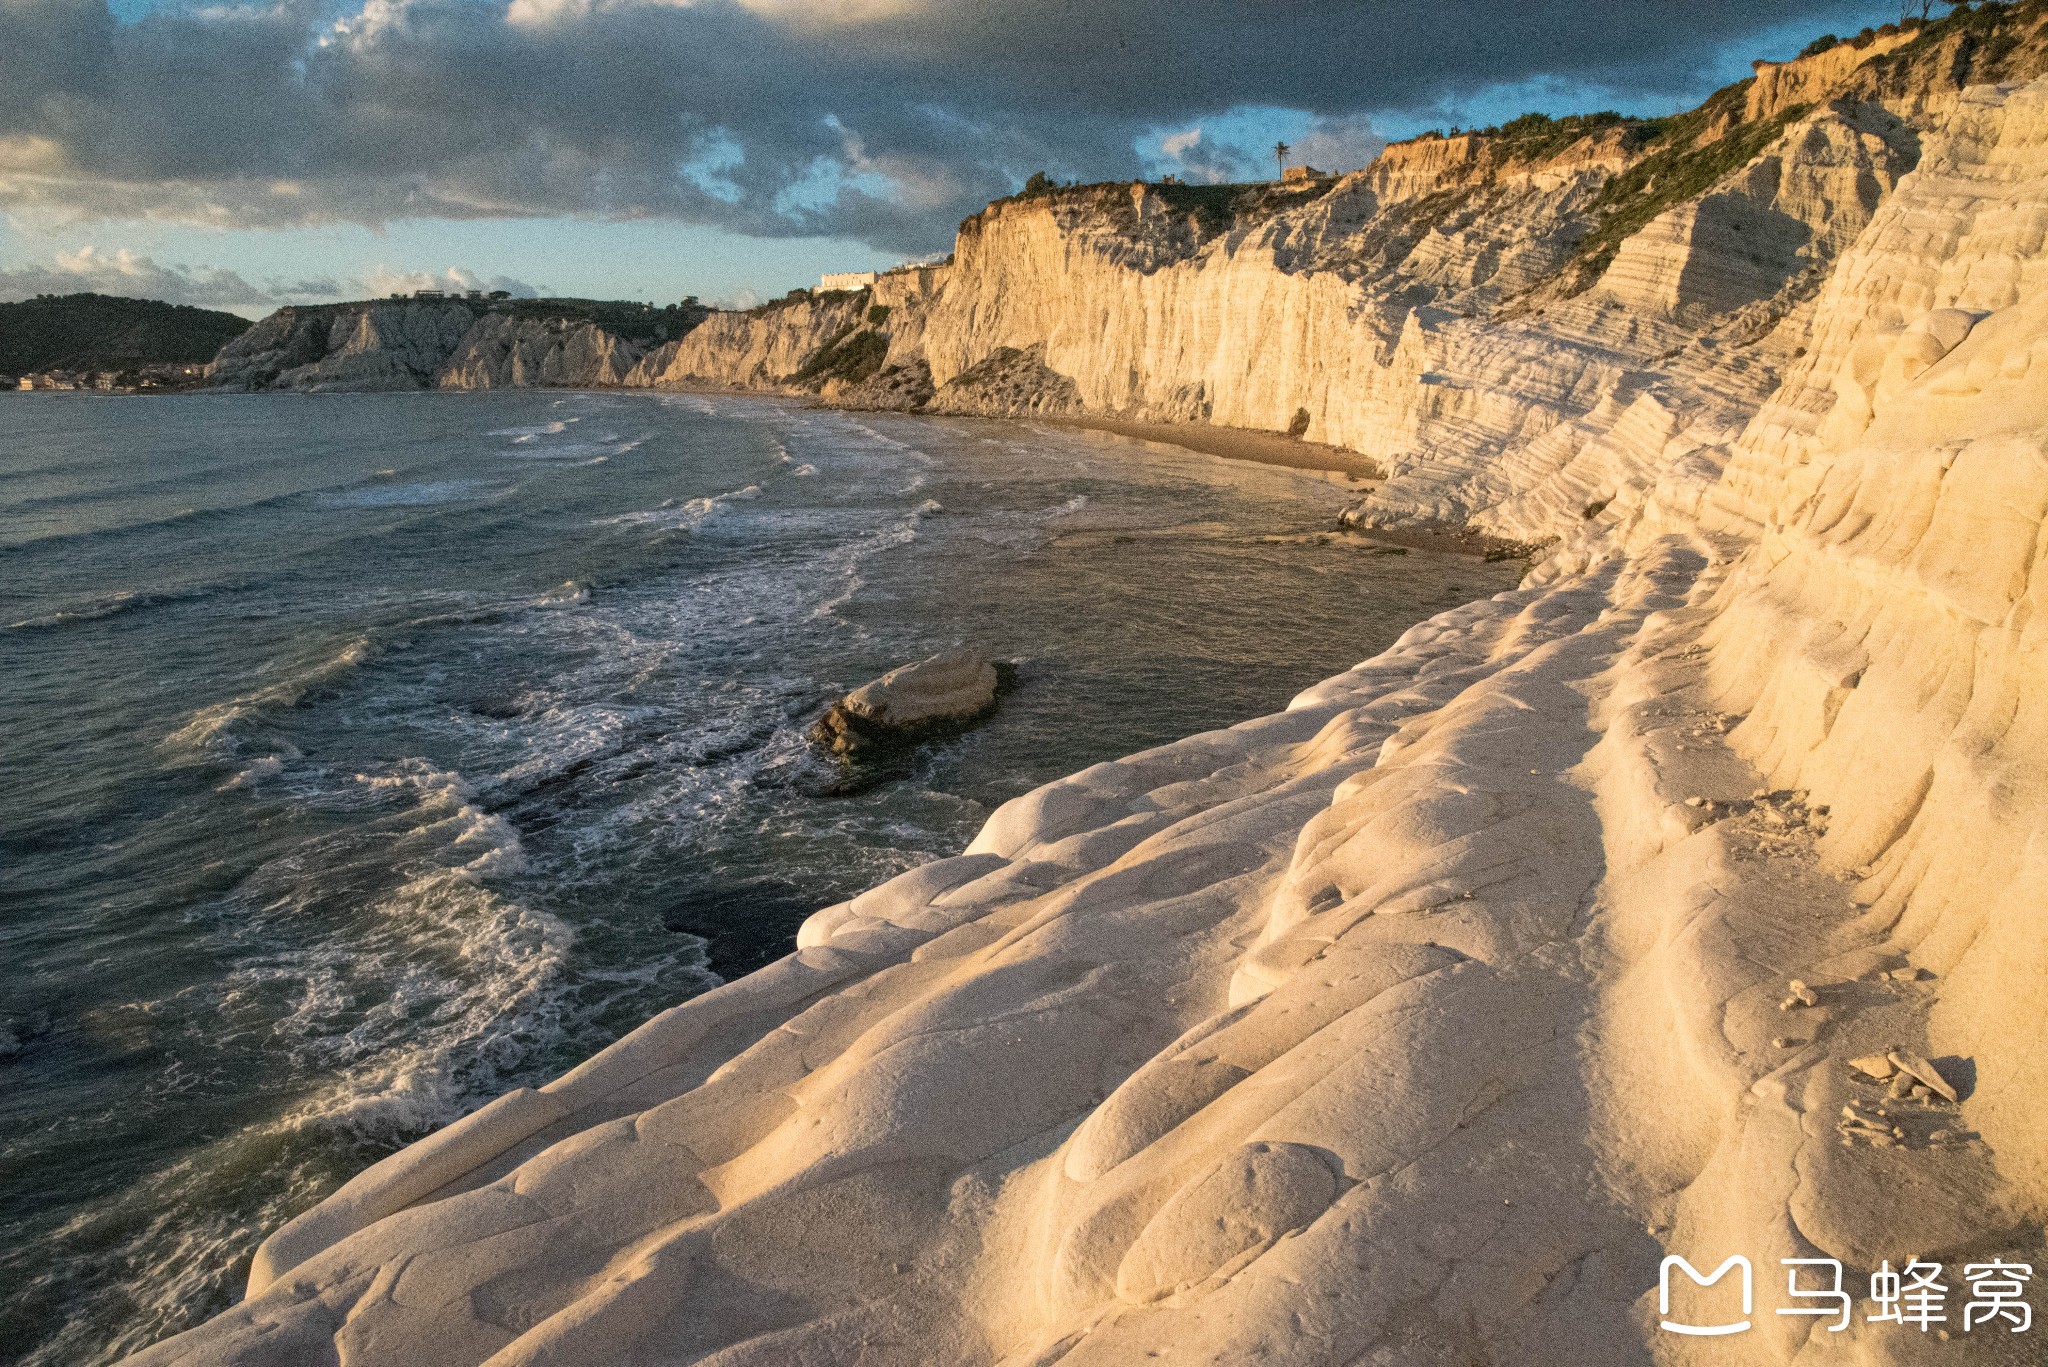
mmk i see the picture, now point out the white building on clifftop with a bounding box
[818,270,878,292]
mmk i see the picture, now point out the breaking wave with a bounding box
[164,636,380,759]
[596,483,761,532]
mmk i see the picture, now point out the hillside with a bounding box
[136,4,2048,1365]
[0,293,249,376]
[208,296,708,391]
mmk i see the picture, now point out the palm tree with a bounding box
[1274,140,1291,180]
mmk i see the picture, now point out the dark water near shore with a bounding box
[0,390,1516,1364]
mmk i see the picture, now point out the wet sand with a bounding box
[1046,414,1386,481]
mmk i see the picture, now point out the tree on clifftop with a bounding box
[1273,140,1291,179]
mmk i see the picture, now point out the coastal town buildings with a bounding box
[13,362,209,392]
[819,270,880,292]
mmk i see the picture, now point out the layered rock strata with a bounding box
[208,300,691,392]
[145,12,2048,1366]
[810,650,1002,759]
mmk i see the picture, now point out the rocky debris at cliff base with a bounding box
[1329,519,1540,564]
[810,649,1006,761]
[829,358,938,412]
[926,344,1083,417]
[125,21,2048,1364]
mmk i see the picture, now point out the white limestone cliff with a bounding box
[208,301,677,392]
[626,267,947,394]
[627,291,869,390]
[435,313,644,389]
[144,12,2048,1366]
[209,301,483,391]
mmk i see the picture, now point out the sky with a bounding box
[0,0,1911,316]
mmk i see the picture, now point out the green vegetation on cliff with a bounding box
[1563,95,1812,288]
[0,293,250,375]
[495,297,707,344]
[793,328,889,385]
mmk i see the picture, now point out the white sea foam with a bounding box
[535,580,590,607]
[8,589,144,630]
[321,478,498,508]
[204,757,570,1139]
[596,483,761,532]
[808,518,919,626]
[488,420,574,438]
[217,754,290,789]
[510,441,620,462]
[165,636,379,758]
[4,584,236,630]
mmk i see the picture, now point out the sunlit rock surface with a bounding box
[145,18,2048,1365]
[810,650,1001,758]
[208,302,666,391]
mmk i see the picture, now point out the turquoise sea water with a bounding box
[0,390,1516,1363]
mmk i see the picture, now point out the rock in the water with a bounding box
[811,649,1001,758]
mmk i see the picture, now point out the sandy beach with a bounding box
[1045,413,1386,480]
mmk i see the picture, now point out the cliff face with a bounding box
[626,266,948,398]
[208,302,484,391]
[435,313,642,390]
[900,98,1917,546]
[141,10,2048,1367]
[1694,76,2048,1210]
[208,300,676,392]
[627,291,867,389]
[623,6,2045,553]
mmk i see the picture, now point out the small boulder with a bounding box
[811,649,1002,759]
[1780,979,1820,1010]
[1886,1048,1959,1103]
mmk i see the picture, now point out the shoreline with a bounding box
[59,379,1390,488]
[35,380,1539,566]
[648,381,1390,481]
[1038,412,1386,481]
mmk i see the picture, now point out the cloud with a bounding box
[1288,115,1386,177]
[0,0,1883,254]
[1143,109,1386,185]
[359,265,541,298]
[1152,127,1260,185]
[0,247,542,311]
[0,246,273,307]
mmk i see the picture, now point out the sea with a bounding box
[0,390,1517,1364]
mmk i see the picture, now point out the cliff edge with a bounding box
[207,298,705,392]
[144,6,2048,1364]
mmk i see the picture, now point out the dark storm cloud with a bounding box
[0,0,1867,254]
